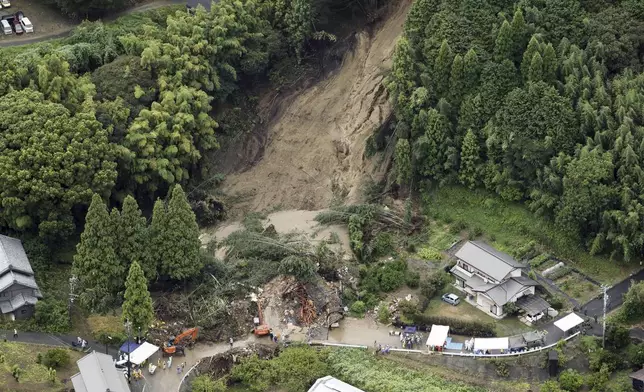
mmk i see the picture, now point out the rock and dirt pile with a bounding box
[221,0,412,214]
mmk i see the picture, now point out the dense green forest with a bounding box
[0,0,383,242]
[388,0,644,261]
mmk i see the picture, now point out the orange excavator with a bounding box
[162,327,198,357]
[252,300,270,336]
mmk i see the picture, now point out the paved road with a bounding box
[0,329,120,358]
[0,0,185,47]
[580,268,644,316]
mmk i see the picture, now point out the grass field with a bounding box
[425,186,640,284]
[0,342,83,391]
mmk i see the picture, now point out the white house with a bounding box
[450,241,538,317]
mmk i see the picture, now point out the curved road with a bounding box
[0,0,185,48]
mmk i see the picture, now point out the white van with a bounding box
[1,0,10,8]
[21,17,32,33]
[1,19,11,35]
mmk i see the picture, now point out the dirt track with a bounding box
[222,0,411,212]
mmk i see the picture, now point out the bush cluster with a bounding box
[42,348,71,369]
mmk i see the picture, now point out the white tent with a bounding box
[426,325,450,347]
[473,337,509,351]
[554,313,584,332]
[128,342,159,365]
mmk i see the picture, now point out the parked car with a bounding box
[20,17,32,33]
[1,0,10,8]
[441,293,460,306]
[12,17,21,33]
[1,19,10,34]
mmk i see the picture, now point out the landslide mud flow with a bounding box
[222,0,411,212]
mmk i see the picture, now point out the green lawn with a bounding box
[0,342,83,392]
[425,186,640,284]
[424,289,532,337]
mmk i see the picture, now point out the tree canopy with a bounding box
[387,0,644,261]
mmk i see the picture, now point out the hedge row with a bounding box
[394,314,496,337]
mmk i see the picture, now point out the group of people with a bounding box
[375,344,391,355]
[400,333,421,349]
[156,356,186,375]
[75,337,88,349]
[267,330,280,343]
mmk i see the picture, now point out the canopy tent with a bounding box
[515,295,550,316]
[128,342,159,365]
[508,335,526,349]
[425,325,449,347]
[554,313,584,332]
[118,341,140,354]
[474,337,509,351]
[404,326,417,334]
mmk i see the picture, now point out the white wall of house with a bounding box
[508,268,523,278]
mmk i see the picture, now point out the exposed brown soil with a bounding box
[221,0,411,213]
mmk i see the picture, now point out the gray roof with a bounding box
[72,351,130,392]
[475,276,538,306]
[0,293,39,314]
[516,295,550,315]
[0,271,40,292]
[308,376,365,392]
[0,235,33,276]
[455,241,525,281]
[631,368,644,381]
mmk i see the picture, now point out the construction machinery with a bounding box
[252,299,270,336]
[162,327,198,357]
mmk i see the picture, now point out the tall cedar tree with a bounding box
[459,129,481,189]
[116,196,156,282]
[395,138,412,185]
[158,185,203,280]
[449,54,465,106]
[122,261,155,336]
[463,48,480,94]
[494,20,513,60]
[73,194,123,312]
[149,198,167,278]
[433,40,453,98]
[521,36,541,81]
[528,52,544,82]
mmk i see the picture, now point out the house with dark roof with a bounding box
[71,351,130,392]
[0,234,42,320]
[450,241,538,318]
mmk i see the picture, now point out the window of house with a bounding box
[21,309,26,314]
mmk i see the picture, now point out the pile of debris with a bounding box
[374,294,417,323]
[258,276,344,340]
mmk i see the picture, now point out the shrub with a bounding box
[350,301,366,316]
[47,368,57,384]
[503,302,519,316]
[420,270,450,299]
[192,375,226,392]
[405,271,420,288]
[417,247,443,261]
[605,323,630,350]
[34,299,70,333]
[377,303,391,324]
[558,369,583,391]
[43,348,71,369]
[372,232,395,258]
[490,359,509,377]
[278,256,317,282]
[621,281,644,322]
[11,364,22,381]
[529,253,551,268]
[540,380,564,392]
[549,296,564,310]
[628,343,644,368]
[589,349,624,372]
[360,260,407,293]
[588,363,610,392]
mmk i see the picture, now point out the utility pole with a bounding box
[124,320,132,384]
[602,285,609,348]
[68,276,78,325]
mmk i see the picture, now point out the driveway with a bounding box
[580,268,644,316]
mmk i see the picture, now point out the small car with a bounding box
[1,19,10,35]
[441,293,460,306]
[20,17,32,33]
[1,0,9,8]
[12,17,21,34]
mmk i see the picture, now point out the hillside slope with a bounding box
[221,0,410,212]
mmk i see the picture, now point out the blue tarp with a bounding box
[404,326,417,334]
[119,341,140,354]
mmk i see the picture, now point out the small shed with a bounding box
[515,295,550,317]
[630,368,644,391]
